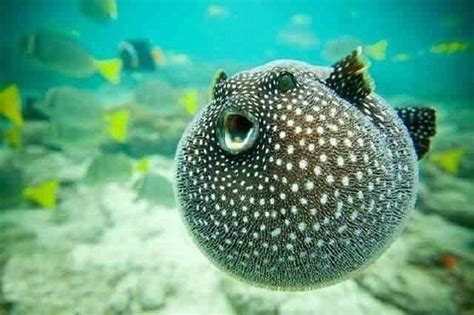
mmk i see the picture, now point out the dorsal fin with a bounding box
[325,47,374,104]
[211,69,227,100]
[395,107,437,160]
[214,69,227,85]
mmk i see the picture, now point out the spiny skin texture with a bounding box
[175,60,418,290]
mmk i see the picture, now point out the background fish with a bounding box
[39,87,106,149]
[175,48,436,290]
[323,36,363,62]
[119,39,157,72]
[0,84,23,148]
[0,164,58,210]
[80,0,117,23]
[18,29,122,84]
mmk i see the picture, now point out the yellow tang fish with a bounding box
[429,148,465,174]
[3,126,22,148]
[430,41,469,54]
[152,46,165,66]
[135,157,150,174]
[0,84,23,147]
[180,89,199,115]
[207,5,228,18]
[391,53,411,63]
[0,84,23,127]
[19,29,122,84]
[106,109,129,142]
[22,179,59,210]
[80,0,117,22]
[365,40,388,61]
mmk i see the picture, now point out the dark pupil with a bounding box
[224,114,253,142]
[277,73,296,93]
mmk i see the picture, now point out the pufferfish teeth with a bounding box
[174,49,436,291]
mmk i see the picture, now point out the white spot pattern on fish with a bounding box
[174,48,436,290]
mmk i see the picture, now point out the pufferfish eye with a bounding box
[277,72,297,93]
[216,109,259,155]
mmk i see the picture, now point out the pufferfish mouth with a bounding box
[216,108,260,155]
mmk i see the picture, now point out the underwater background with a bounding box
[0,0,473,314]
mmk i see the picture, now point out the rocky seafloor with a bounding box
[0,97,473,315]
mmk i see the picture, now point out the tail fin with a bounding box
[0,84,23,127]
[3,126,22,148]
[135,157,150,174]
[180,89,199,115]
[152,47,165,65]
[22,179,59,210]
[429,148,465,174]
[107,0,118,20]
[365,40,388,61]
[105,109,129,143]
[395,107,436,160]
[94,58,122,84]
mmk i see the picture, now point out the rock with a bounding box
[0,217,36,315]
[357,264,457,315]
[2,250,113,314]
[65,184,231,314]
[97,184,149,227]
[1,127,472,315]
[137,273,169,311]
[106,290,132,315]
[104,275,136,315]
[221,278,283,315]
[402,208,474,311]
[35,188,109,248]
[404,212,474,264]
[419,164,474,229]
[84,153,133,186]
[355,212,473,315]
[222,276,405,315]
[279,281,405,315]
[14,146,90,184]
[134,173,176,208]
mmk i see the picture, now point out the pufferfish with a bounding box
[174,48,436,290]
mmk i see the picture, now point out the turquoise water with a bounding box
[0,1,473,314]
[1,0,473,97]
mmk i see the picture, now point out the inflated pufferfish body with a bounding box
[174,48,436,290]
